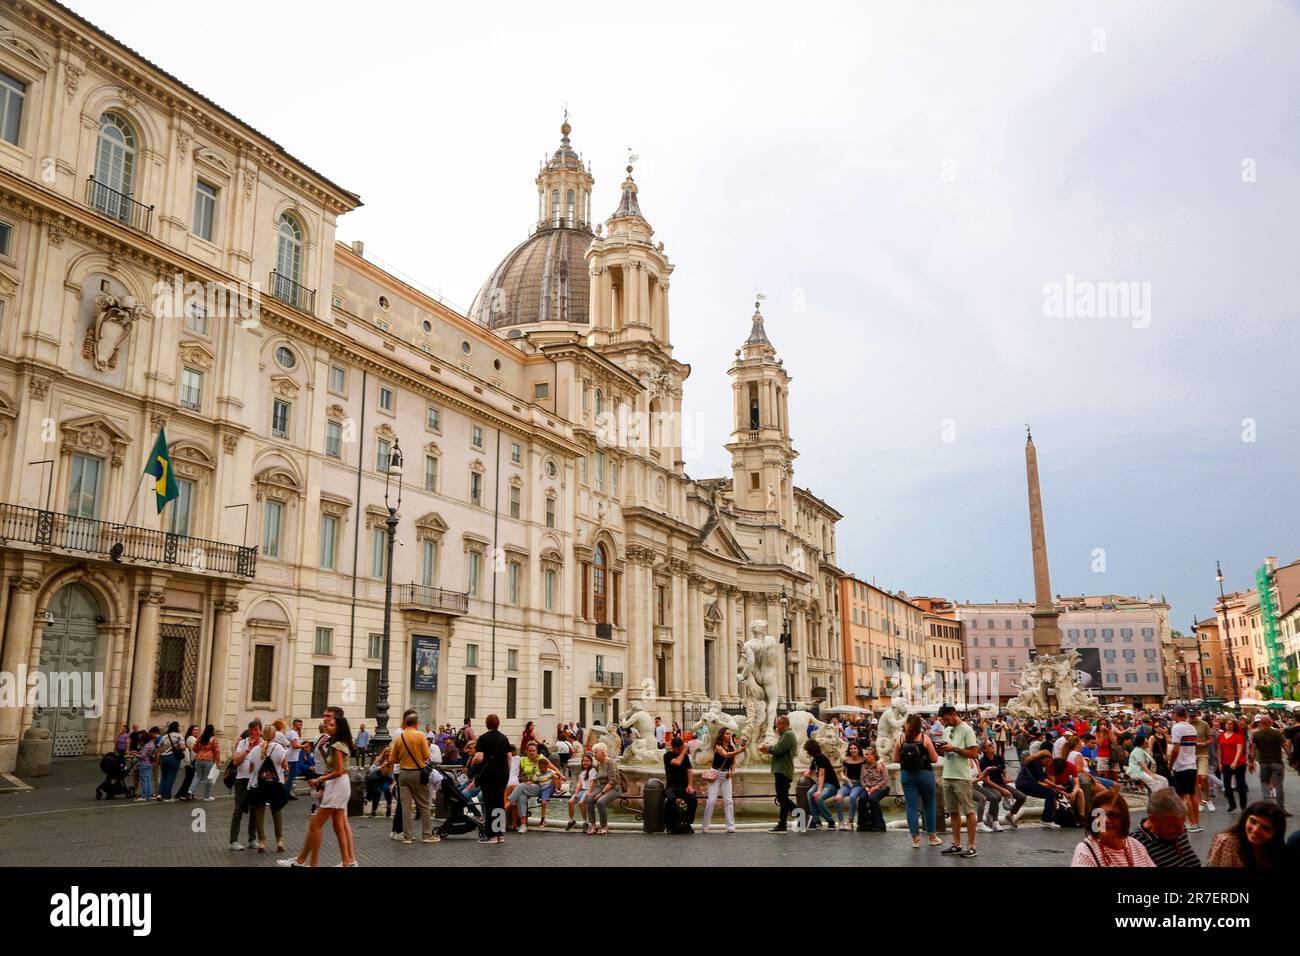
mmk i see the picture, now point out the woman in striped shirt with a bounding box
[1070,790,1154,867]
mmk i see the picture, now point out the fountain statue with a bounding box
[736,621,782,751]
[874,696,909,763]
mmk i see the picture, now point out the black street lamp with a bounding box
[779,589,793,710]
[1217,560,1241,714]
[370,439,403,756]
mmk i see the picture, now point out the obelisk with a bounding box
[1025,428,1061,655]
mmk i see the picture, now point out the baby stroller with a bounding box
[434,772,483,838]
[95,751,132,800]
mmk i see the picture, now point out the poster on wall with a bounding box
[412,635,440,691]
[1029,646,1108,692]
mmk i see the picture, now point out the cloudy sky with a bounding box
[74,0,1300,628]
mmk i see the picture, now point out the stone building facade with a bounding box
[0,3,842,770]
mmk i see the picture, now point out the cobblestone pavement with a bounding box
[0,757,1291,867]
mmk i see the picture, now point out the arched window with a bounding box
[592,543,608,624]
[276,214,303,282]
[94,113,137,221]
[566,189,575,223]
[551,190,560,224]
[594,388,603,416]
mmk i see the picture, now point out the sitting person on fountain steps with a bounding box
[662,736,698,833]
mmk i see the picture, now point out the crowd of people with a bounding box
[96,701,1300,867]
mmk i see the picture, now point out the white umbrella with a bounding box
[822,705,871,715]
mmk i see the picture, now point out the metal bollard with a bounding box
[795,777,812,829]
[642,777,665,833]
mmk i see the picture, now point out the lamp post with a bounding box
[1217,561,1241,714]
[370,439,403,756]
[779,589,793,710]
[1191,618,1207,701]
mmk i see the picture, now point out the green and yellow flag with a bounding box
[144,426,179,514]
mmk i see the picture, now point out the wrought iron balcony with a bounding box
[395,583,469,616]
[590,671,623,689]
[86,177,154,232]
[0,502,256,578]
[269,270,316,313]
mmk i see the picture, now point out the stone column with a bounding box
[128,581,168,729]
[671,568,687,703]
[207,598,239,738]
[0,568,44,771]
[724,587,739,700]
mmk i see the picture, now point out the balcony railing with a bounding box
[86,177,153,233]
[395,583,469,616]
[595,622,613,640]
[590,671,623,689]
[269,270,316,313]
[0,502,256,578]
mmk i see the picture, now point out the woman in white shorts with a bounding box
[280,711,356,867]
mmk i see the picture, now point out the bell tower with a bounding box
[726,302,797,524]
[535,115,594,231]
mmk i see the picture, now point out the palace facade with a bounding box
[0,0,842,770]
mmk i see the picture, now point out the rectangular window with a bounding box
[470,471,482,506]
[262,500,282,558]
[329,364,346,393]
[656,585,667,627]
[509,485,520,519]
[534,382,549,400]
[1125,672,1137,684]
[1107,672,1119,685]
[1121,628,1133,640]
[595,451,606,492]
[319,514,337,569]
[507,649,519,671]
[378,385,394,412]
[580,457,588,484]
[376,438,391,473]
[472,425,484,448]
[371,528,386,578]
[543,670,553,710]
[421,540,436,587]
[511,442,521,464]
[545,497,556,528]
[468,551,480,596]
[508,561,521,604]
[314,626,333,656]
[1147,672,1159,683]
[325,421,342,458]
[0,71,24,146]
[544,569,555,611]
[251,645,275,702]
[424,455,438,492]
[271,398,290,438]
[426,405,441,431]
[192,181,217,241]
[180,367,203,410]
[750,472,760,491]
[506,677,517,720]
[466,644,479,668]
[366,669,380,718]
[185,301,209,335]
[169,478,194,537]
[464,674,477,720]
[1142,628,1154,640]
[611,460,618,495]
[311,665,330,718]
[367,633,382,660]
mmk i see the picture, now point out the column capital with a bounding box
[142,591,166,607]
[215,600,240,615]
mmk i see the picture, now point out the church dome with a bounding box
[469,118,595,331]
[468,224,592,329]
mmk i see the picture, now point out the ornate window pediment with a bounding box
[178,340,215,370]
[326,404,345,420]
[462,532,490,552]
[424,441,441,455]
[375,423,397,441]
[504,544,529,560]
[193,147,234,177]
[172,442,214,480]
[414,512,449,541]
[253,466,302,502]
[0,267,18,296]
[269,375,299,398]
[319,493,352,517]
[364,505,389,529]
[0,31,50,69]
[540,547,564,569]
[60,414,131,466]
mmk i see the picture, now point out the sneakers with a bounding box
[402,837,413,845]
[203,796,215,802]
[769,825,789,833]
[389,832,403,841]
[1205,801,1216,812]
[941,843,964,855]
[478,835,495,844]
[422,835,441,843]
[566,819,577,831]
[928,835,943,846]
[976,822,993,833]
[518,824,528,834]
[726,825,736,833]
[1003,815,1018,829]
[911,836,922,848]
[961,846,978,858]
[228,842,245,851]
[1044,822,1062,830]
[1186,825,1203,833]
[276,858,306,867]
[992,822,1005,832]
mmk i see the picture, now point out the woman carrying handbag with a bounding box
[701,729,745,833]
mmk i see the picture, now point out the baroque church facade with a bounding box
[0,0,841,772]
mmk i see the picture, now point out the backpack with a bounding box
[454,729,468,749]
[899,740,930,772]
[1054,796,1078,828]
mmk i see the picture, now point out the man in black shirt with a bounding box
[662,736,698,833]
[470,713,512,844]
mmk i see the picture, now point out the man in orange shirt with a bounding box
[393,711,439,845]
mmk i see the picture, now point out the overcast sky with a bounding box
[72,0,1300,629]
